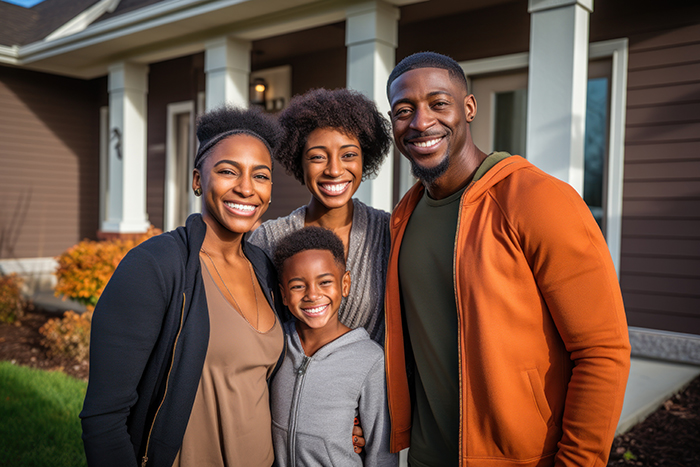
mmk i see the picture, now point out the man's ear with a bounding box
[342,270,351,298]
[464,94,477,123]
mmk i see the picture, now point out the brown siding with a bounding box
[0,66,100,259]
[396,1,530,62]
[619,17,700,334]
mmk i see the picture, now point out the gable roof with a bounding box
[92,0,166,24]
[0,0,100,46]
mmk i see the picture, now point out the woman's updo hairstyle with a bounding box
[194,105,283,169]
[275,88,392,184]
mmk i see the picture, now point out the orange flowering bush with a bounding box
[42,226,161,361]
[0,273,26,323]
[54,226,161,307]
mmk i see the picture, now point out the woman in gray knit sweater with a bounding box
[249,88,393,345]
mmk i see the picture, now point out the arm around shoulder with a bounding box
[357,352,398,466]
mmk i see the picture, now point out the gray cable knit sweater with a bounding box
[249,199,390,345]
[271,320,397,467]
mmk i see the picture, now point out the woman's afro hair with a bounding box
[194,105,283,169]
[275,88,392,184]
[273,226,346,276]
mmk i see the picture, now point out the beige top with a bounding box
[172,257,284,467]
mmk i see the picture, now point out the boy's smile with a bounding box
[280,249,351,332]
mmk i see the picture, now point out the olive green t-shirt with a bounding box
[398,152,510,466]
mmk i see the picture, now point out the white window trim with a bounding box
[458,38,628,277]
[165,100,196,232]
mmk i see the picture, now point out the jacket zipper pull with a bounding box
[141,456,148,467]
[298,356,310,375]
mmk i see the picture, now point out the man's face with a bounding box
[388,67,471,185]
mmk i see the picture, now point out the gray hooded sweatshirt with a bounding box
[271,320,397,467]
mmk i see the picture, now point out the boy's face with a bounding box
[279,249,351,331]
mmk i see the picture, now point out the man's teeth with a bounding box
[321,182,349,193]
[413,138,442,148]
[225,202,255,212]
[303,305,327,315]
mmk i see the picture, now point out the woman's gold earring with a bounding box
[194,187,202,197]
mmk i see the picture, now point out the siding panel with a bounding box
[627,62,700,88]
[627,82,700,107]
[622,274,700,296]
[622,199,700,218]
[623,180,700,198]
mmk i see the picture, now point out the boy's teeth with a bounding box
[304,305,327,314]
[413,138,441,148]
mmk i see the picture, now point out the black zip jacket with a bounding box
[80,214,286,467]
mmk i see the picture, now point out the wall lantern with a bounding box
[250,77,267,109]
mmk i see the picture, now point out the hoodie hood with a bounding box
[391,155,530,231]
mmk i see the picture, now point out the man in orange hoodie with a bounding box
[384,51,630,467]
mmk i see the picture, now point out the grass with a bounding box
[0,361,87,467]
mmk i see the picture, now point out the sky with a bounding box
[2,0,45,7]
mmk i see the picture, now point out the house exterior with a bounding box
[1,0,699,362]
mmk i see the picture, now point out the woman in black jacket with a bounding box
[80,106,286,467]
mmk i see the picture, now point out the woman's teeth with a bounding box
[225,202,256,212]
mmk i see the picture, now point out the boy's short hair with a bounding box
[273,226,346,275]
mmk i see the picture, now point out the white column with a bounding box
[102,62,150,234]
[346,1,399,212]
[526,0,592,194]
[205,37,251,110]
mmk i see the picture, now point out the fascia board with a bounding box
[18,0,250,62]
[44,0,122,42]
[16,0,350,67]
[0,45,19,65]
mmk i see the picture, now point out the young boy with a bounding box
[271,226,397,467]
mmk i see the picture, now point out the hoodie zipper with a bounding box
[141,292,187,467]
[453,192,466,463]
[287,356,311,466]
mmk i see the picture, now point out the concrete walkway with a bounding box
[616,356,700,434]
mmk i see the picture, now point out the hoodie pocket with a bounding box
[526,368,553,427]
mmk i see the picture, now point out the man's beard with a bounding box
[409,150,450,185]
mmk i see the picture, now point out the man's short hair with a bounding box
[386,51,468,98]
[273,226,346,275]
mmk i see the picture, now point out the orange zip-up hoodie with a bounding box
[384,156,630,466]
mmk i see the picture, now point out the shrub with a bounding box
[39,309,94,362]
[0,273,26,323]
[54,227,161,307]
[43,226,161,361]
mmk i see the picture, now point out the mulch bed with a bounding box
[607,374,700,466]
[0,308,88,381]
[1,308,698,465]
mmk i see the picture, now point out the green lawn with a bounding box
[0,361,87,467]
